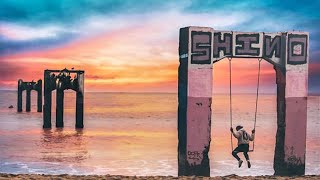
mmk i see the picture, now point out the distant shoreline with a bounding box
[0,173,319,179]
[1,89,320,96]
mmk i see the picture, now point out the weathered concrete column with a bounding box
[43,70,52,128]
[178,27,213,176]
[76,72,84,129]
[274,66,286,174]
[26,89,31,112]
[56,82,64,128]
[17,79,23,112]
[274,32,308,175]
[37,80,42,112]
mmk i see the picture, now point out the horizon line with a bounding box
[1,89,319,96]
[0,89,316,95]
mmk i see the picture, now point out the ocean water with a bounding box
[0,91,319,176]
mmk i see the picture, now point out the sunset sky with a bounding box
[0,0,319,93]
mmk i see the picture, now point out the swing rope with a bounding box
[250,58,262,152]
[229,58,262,152]
[228,57,233,152]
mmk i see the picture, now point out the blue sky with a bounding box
[0,0,319,93]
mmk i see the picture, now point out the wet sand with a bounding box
[0,174,319,180]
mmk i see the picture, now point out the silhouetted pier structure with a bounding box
[43,69,84,129]
[17,79,42,112]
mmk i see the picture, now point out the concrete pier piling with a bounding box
[56,85,64,128]
[37,80,42,112]
[17,79,42,112]
[274,66,286,174]
[178,27,309,176]
[17,80,23,112]
[274,32,309,176]
[76,72,84,128]
[43,68,85,129]
[26,89,31,112]
[178,27,213,176]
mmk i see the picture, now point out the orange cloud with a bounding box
[0,24,278,93]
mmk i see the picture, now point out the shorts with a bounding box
[233,144,249,153]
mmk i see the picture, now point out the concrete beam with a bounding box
[232,32,264,58]
[263,33,282,67]
[44,69,84,73]
[212,31,283,65]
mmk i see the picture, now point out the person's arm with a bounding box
[233,131,241,138]
[230,127,240,138]
[249,129,255,141]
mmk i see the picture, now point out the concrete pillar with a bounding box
[178,27,213,176]
[43,70,52,128]
[274,66,286,174]
[17,79,23,112]
[76,72,84,128]
[274,32,308,175]
[56,81,64,128]
[37,80,42,112]
[26,89,31,112]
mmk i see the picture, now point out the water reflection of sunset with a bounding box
[0,92,319,175]
[38,129,89,163]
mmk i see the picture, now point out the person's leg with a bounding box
[232,146,243,168]
[243,152,249,161]
[232,150,240,161]
[245,152,251,168]
[243,144,251,168]
[232,146,241,161]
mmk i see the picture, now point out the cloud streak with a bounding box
[0,0,319,93]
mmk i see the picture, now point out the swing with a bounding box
[229,57,262,152]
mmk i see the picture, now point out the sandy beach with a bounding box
[0,174,320,180]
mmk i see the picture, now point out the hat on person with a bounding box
[236,125,243,131]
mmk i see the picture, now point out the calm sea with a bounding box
[0,91,319,176]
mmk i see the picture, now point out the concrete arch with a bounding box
[178,27,309,176]
[43,69,85,129]
[17,79,42,112]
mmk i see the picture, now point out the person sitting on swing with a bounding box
[230,125,255,168]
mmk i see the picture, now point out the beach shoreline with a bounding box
[0,174,319,180]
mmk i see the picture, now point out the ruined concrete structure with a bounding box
[17,79,42,112]
[43,69,85,129]
[178,27,308,176]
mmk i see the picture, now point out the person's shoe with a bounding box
[247,160,251,168]
[238,160,243,168]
